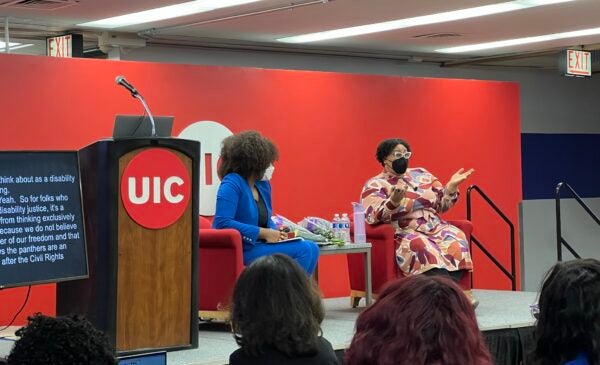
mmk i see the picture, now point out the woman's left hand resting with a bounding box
[446,168,475,194]
[259,228,284,243]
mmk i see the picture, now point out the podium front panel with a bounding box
[116,147,192,351]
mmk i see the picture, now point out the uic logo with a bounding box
[121,149,190,229]
[127,176,185,204]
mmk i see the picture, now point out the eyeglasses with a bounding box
[529,303,539,319]
[391,151,412,159]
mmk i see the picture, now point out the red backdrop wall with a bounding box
[0,54,521,325]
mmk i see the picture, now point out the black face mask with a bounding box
[391,158,408,174]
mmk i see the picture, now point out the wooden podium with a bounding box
[57,138,199,354]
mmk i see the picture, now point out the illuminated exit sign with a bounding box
[559,50,591,77]
[47,34,83,58]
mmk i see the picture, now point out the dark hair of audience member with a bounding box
[7,313,116,365]
[230,254,324,357]
[534,258,600,365]
[345,275,492,365]
[218,130,278,179]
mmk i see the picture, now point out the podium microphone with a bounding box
[115,76,138,96]
[115,75,156,137]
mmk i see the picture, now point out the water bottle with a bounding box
[332,213,341,240]
[352,202,366,243]
[341,213,351,242]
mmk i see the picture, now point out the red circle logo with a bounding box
[121,149,191,229]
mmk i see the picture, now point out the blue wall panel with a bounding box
[521,133,600,200]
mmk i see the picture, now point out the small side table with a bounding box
[315,242,372,306]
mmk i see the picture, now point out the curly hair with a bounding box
[345,275,492,365]
[7,313,116,365]
[534,258,600,365]
[230,254,324,357]
[376,138,411,165]
[218,130,278,180]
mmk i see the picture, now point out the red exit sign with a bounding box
[47,34,83,58]
[562,50,591,77]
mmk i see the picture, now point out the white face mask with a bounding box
[261,164,275,181]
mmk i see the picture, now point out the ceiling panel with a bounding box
[0,0,598,67]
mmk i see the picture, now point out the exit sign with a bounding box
[47,34,83,58]
[560,50,591,77]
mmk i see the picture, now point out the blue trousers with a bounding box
[243,240,320,275]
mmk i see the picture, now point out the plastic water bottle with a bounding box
[352,202,366,243]
[332,214,341,240]
[341,213,351,243]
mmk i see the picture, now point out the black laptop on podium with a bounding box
[113,115,174,138]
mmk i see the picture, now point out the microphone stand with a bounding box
[117,76,157,137]
[133,93,156,137]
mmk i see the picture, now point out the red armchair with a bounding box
[198,216,244,320]
[348,220,473,307]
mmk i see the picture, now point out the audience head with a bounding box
[230,254,324,357]
[534,258,600,365]
[376,138,411,166]
[345,275,492,365]
[218,130,278,180]
[7,313,116,365]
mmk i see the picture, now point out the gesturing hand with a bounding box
[447,168,475,193]
[390,183,408,205]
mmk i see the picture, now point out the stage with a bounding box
[0,289,538,365]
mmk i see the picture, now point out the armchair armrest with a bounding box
[364,223,396,240]
[198,227,244,311]
[199,228,243,249]
[447,220,473,240]
[349,222,399,295]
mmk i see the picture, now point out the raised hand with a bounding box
[447,168,475,193]
[390,182,408,205]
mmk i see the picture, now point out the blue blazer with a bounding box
[212,173,277,248]
[564,353,590,365]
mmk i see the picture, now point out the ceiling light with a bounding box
[277,0,576,43]
[0,41,21,49]
[437,26,600,53]
[78,0,264,29]
[6,44,34,51]
[0,42,33,52]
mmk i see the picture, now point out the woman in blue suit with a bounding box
[212,131,319,274]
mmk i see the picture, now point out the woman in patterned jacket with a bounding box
[361,138,476,304]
